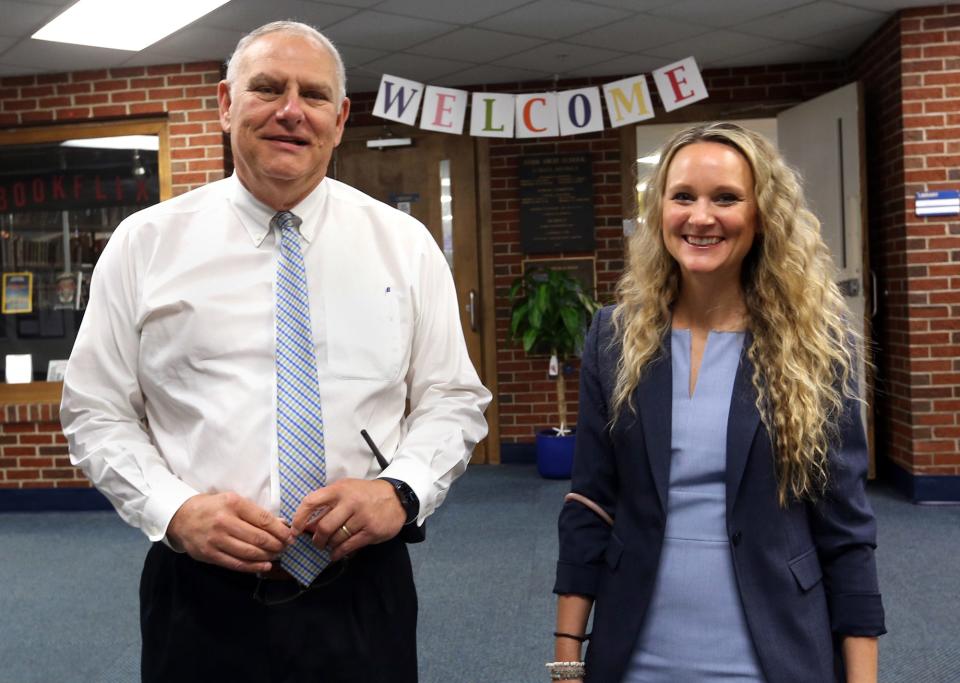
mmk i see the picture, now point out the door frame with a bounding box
[334,125,501,464]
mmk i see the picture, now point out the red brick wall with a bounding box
[0,62,225,196]
[2,12,956,482]
[0,403,85,490]
[354,65,846,443]
[0,63,227,491]
[475,64,844,444]
[899,5,960,476]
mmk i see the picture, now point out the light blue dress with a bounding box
[623,330,766,683]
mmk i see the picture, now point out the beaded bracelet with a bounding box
[545,660,585,680]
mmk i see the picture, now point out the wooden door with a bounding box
[777,82,875,476]
[332,125,493,463]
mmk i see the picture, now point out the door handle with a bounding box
[466,289,478,332]
[837,278,861,297]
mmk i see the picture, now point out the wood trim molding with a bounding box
[0,118,173,202]
[475,138,501,464]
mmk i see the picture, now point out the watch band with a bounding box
[380,477,419,525]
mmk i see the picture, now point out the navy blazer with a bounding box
[555,306,885,683]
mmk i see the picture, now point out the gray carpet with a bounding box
[0,465,957,682]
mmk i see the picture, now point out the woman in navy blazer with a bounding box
[551,123,884,683]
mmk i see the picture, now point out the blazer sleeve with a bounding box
[807,388,886,637]
[554,307,619,598]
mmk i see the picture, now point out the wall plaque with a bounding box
[519,154,595,254]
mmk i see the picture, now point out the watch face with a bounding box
[393,481,418,523]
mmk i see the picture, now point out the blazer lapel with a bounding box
[726,341,762,519]
[637,344,672,513]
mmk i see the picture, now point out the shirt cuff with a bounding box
[378,459,434,525]
[141,473,200,546]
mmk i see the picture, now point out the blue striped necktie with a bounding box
[274,210,330,586]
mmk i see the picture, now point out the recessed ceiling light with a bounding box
[32,0,231,52]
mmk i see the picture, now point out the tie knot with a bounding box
[274,211,301,233]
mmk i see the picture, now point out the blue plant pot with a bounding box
[536,428,576,479]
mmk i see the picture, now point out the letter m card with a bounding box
[373,74,425,125]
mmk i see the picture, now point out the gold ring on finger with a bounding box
[339,523,353,539]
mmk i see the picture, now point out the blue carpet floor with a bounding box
[0,465,957,682]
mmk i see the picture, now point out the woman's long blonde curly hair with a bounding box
[612,122,859,505]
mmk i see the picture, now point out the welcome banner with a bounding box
[372,57,708,138]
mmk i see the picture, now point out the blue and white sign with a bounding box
[915,190,960,216]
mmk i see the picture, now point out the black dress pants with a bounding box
[140,536,418,683]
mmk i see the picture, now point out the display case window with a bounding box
[0,120,171,381]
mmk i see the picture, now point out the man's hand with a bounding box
[291,479,405,562]
[166,492,295,573]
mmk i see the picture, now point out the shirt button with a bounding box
[731,531,742,546]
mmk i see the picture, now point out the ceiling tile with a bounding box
[834,0,941,10]
[304,0,382,7]
[798,18,887,51]
[407,28,545,63]
[324,11,455,52]
[644,30,781,66]
[0,62,47,76]
[144,25,244,61]
[1,39,132,72]
[119,50,188,68]
[477,0,631,40]
[338,45,390,67]
[434,64,551,87]
[580,0,674,10]
[199,1,358,32]
[494,42,627,75]
[567,13,711,52]
[343,71,382,95]
[714,42,842,68]
[373,0,531,24]
[565,53,665,79]
[0,0,63,37]
[647,0,810,28]
[0,36,19,54]
[362,52,476,82]
[738,1,886,42]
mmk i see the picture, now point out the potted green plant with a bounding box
[508,267,601,478]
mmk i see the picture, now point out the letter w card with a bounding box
[373,74,425,125]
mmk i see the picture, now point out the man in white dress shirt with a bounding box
[60,20,490,683]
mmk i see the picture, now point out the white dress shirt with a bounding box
[61,174,490,542]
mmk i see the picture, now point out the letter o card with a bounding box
[558,87,603,136]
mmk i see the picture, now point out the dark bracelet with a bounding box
[554,631,591,642]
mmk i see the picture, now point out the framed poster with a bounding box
[2,272,33,314]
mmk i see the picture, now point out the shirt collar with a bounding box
[227,174,329,246]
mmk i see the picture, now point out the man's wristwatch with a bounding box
[380,477,420,525]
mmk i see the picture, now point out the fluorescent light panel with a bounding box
[61,135,159,150]
[32,0,231,52]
